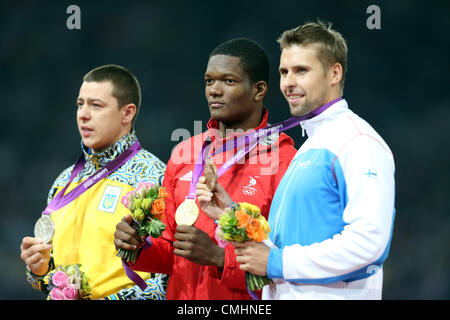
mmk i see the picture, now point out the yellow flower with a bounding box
[141,198,152,211]
[133,208,145,222]
[257,215,271,234]
[239,202,260,215]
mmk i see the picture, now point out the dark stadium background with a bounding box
[1,0,449,299]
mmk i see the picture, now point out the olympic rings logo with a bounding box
[243,187,256,196]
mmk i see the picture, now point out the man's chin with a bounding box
[289,104,307,117]
[81,138,95,149]
[289,100,321,117]
[209,109,227,121]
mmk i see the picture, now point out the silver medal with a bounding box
[34,215,55,244]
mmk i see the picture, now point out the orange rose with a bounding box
[151,198,165,219]
[253,228,266,242]
[235,209,250,228]
[158,187,169,199]
[245,218,258,240]
[246,218,266,242]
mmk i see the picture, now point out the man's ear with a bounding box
[329,62,343,86]
[121,103,137,126]
[254,81,267,102]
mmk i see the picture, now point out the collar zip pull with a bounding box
[89,154,100,171]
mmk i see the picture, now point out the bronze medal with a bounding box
[204,159,218,191]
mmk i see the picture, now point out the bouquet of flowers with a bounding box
[117,181,168,263]
[46,264,91,300]
[215,202,273,292]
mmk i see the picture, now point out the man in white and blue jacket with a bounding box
[234,21,396,299]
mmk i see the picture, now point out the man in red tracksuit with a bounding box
[114,38,297,299]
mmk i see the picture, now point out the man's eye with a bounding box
[224,79,235,84]
[205,79,213,85]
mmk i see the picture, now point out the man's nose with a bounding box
[208,81,223,97]
[284,71,297,88]
[77,104,90,119]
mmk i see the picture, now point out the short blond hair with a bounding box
[277,20,348,89]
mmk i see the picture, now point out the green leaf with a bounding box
[146,187,158,199]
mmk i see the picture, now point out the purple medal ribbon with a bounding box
[187,97,343,200]
[186,137,214,199]
[188,97,342,300]
[40,140,150,291]
[245,97,343,300]
[122,237,152,291]
[229,97,343,156]
[42,155,85,215]
[126,98,343,295]
[43,141,142,215]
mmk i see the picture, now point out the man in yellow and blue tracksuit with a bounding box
[20,64,168,299]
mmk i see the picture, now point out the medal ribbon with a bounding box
[126,98,342,293]
[187,97,343,199]
[186,97,342,300]
[186,137,214,199]
[42,141,142,215]
[42,140,149,291]
[122,237,153,291]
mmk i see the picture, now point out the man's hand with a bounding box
[173,225,224,267]
[20,236,52,276]
[196,176,234,220]
[114,214,143,251]
[235,241,270,276]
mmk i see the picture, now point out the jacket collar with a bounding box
[301,98,348,138]
[205,108,270,145]
[81,129,138,168]
[206,108,269,134]
[203,108,290,154]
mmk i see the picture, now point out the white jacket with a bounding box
[264,99,396,300]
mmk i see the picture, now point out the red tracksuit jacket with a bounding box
[130,109,297,299]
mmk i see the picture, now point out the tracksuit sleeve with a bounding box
[129,159,177,275]
[211,243,247,290]
[216,140,297,290]
[268,135,395,283]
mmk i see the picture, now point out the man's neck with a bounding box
[322,88,342,108]
[217,108,263,138]
[91,129,133,154]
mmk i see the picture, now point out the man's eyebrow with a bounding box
[77,97,106,103]
[279,64,310,71]
[221,72,239,77]
[293,64,310,69]
[205,72,240,78]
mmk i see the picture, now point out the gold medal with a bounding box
[34,215,55,244]
[175,198,199,226]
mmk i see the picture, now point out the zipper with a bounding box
[272,161,298,241]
